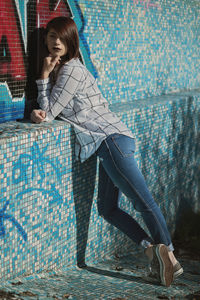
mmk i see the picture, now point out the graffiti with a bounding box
[0,200,27,241]
[0,0,26,97]
[0,0,97,102]
[16,183,63,206]
[133,0,161,13]
[0,137,65,243]
[36,0,71,27]
[12,141,62,185]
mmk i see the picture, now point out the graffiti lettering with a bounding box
[36,0,71,27]
[12,141,62,185]
[16,183,63,206]
[0,0,26,97]
[0,0,97,122]
[0,200,27,241]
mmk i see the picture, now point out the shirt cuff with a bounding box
[36,78,50,84]
[43,113,54,122]
[36,78,51,91]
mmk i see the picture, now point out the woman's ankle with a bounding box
[145,245,153,261]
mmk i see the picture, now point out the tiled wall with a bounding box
[0,0,200,122]
[0,0,200,281]
[0,91,199,280]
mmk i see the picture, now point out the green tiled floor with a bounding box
[0,250,200,299]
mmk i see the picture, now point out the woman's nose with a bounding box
[55,37,61,44]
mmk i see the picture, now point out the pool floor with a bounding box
[0,250,200,299]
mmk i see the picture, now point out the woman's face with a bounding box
[46,29,67,57]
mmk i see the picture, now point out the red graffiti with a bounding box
[0,0,26,81]
[0,0,71,98]
[36,0,71,28]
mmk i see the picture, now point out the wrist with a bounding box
[40,71,50,79]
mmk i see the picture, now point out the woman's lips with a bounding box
[53,47,61,51]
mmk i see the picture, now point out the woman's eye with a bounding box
[49,34,56,38]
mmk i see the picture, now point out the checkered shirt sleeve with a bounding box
[36,64,84,122]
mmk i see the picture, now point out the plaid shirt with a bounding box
[36,58,134,162]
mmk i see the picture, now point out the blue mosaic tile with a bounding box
[0,0,199,288]
[0,251,200,299]
[1,1,200,122]
[0,90,199,281]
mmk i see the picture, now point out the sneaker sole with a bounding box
[155,244,173,287]
[174,267,183,279]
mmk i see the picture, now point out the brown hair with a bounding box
[46,16,79,62]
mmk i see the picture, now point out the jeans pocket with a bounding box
[112,135,135,157]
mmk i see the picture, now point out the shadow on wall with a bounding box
[139,96,200,234]
[172,96,200,253]
[25,27,48,118]
[70,93,199,265]
[70,129,97,267]
[173,207,200,254]
[168,96,200,217]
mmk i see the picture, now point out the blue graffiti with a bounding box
[54,130,62,153]
[12,153,31,184]
[16,183,63,206]
[0,200,27,241]
[12,141,62,185]
[67,0,98,78]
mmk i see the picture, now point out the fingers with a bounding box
[40,110,46,118]
[51,55,61,66]
[48,54,60,63]
[31,110,46,124]
[56,57,61,65]
[43,55,61,74]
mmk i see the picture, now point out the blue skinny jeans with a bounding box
[96,133,174,251]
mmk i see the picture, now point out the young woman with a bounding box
[31,16,183,287]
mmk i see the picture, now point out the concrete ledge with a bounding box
[0,90,199,280]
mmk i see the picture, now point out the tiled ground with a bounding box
[0,249,200,300]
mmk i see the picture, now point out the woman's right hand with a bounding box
[31,109,46,123]
[41,55,61,79]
